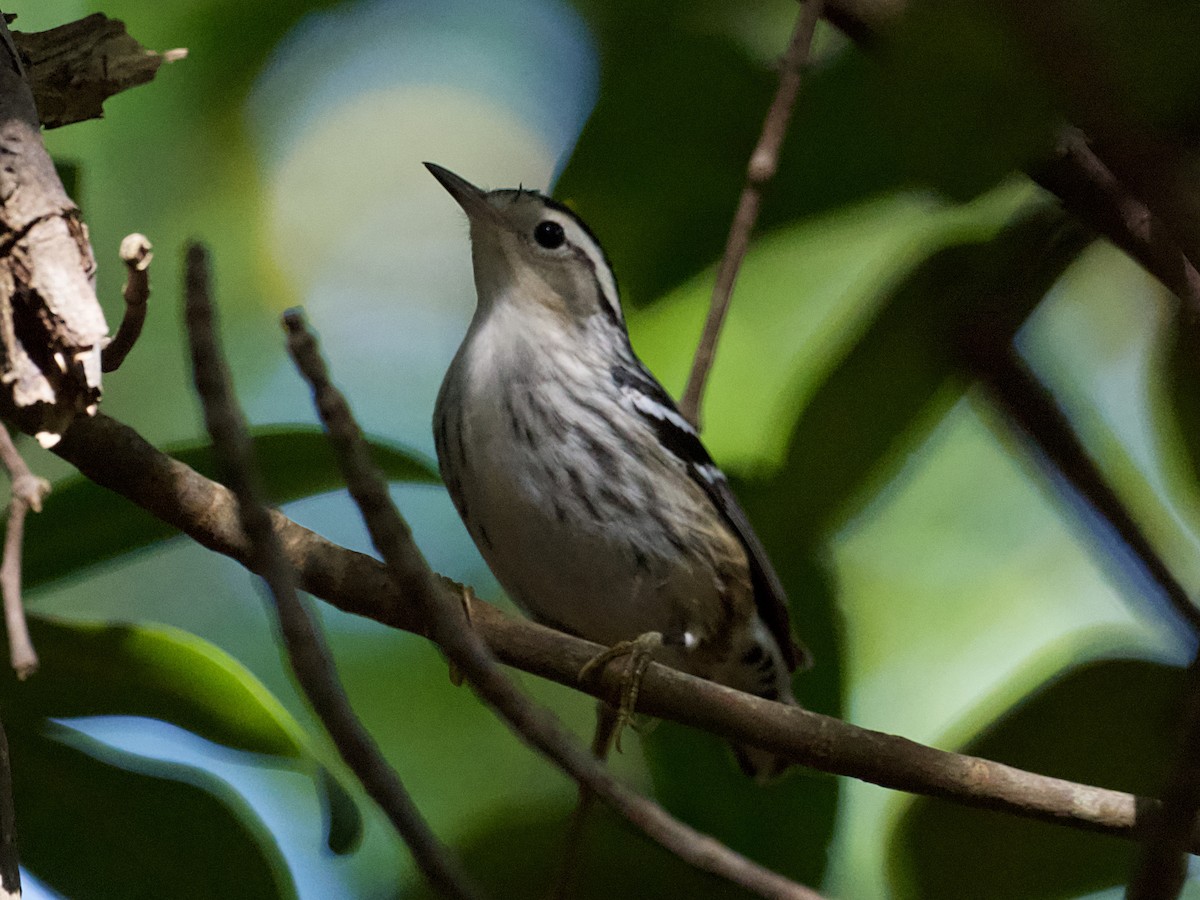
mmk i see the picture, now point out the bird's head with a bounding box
[425,162,624,328]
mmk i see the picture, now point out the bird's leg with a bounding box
[549,701,618,900]
[578,631,663,751]
[446,582,477,687]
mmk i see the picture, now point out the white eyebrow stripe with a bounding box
[551,210,624,323]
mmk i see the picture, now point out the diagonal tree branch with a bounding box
[1031,128,1200,318]
[45,410,1200,854]
[962,337,1200,637]
[282,309,824,900]
[182,248,484,900]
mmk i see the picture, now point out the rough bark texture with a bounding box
[0,15,106,445]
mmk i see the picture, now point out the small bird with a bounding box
[427,163,808,778]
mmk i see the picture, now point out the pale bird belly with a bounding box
[462,413,723,649]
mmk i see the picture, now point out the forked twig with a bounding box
[182,245,483,900]
[679,0,824,428]
[283,309,826,900]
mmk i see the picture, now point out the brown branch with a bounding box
[282,310,824,900]
[101,233,152,373]
[14,13,186,130]
[182,249,483,900]
[0,427,45,680]
[1031,128,1200,319]
[0,715,18,899]
[678,0,824,428]
[46,409,1200,854]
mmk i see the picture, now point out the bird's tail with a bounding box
[720,628,801,781]
[730,699,799,782]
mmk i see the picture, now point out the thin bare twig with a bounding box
[1032,128,1200,318]
[0,715,18,900]
[679,0,824,428]
[282,310,825,900]
[47,408,1200,852]
[182,246,483,900]
[101,233,152,373]
[0,427,46,680]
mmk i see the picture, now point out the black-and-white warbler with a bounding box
[426,163,809,778]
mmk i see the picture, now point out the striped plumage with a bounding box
[427,163,808,778]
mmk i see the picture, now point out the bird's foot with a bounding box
[578,631,663,751]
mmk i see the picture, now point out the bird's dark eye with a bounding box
[534,220,566,249]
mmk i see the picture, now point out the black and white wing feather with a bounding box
[612,363,809,672]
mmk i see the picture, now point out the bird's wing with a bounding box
[613,362,807,671]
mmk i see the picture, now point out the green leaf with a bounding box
[6,616,362,854]
[774,204,1092,546]
[15,722,296,900]
[412,799,756,900]
[1165,318,1200,497]
[557,16,930,309]
[26,426,438,589]
[642,717,839,892]
[889,658,1181,899]
[627,184,1037,472]
[870,0,1061,200]
[10,617,302,753]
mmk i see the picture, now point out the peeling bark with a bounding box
[15,13,185,130]
[0,13,106,445]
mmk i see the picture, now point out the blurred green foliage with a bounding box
[9,0,1200,898]
[15,723,296,900]
[891,659,1184,899]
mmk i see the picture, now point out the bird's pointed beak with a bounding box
[424,163,497,223]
